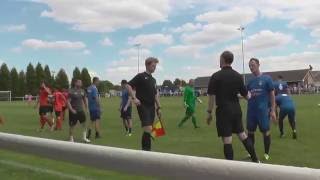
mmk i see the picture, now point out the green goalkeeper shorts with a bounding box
[186,107,195,116]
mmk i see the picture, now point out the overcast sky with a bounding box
[1,0,320,84]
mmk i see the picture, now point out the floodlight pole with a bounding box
[134,43,141,73]
[238,26,246,84]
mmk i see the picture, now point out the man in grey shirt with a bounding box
[67,79,90,143]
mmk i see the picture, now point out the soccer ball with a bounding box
[318,103,320,107]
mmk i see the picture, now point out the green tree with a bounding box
[181,80,187,87]
[10,68,19,97]
[17,71,26,97]
[0,63,11,91]
[72,67,81,80]
[113,85,121,91]
[35,63,45,88]
[97,80,114,94]
[26,63,37,95]
[173,78,181,87]
[55,69,69,89]
[44,65,53,87]
[81,68,91,89]
[162,80,174,89]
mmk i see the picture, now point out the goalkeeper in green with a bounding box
[178,79,202,128]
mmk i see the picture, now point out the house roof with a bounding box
[245,69,310,83]
[311,71,320,82]
[194,76,211,88]
[195,69,312,88]
[264,69,310,82]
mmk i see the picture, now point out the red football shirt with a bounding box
[39,88,49,106]
[54,91,65,112]
[62,91,68,107]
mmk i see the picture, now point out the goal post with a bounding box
[0,91,11,102]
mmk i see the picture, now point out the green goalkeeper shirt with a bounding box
[184,86,196,109]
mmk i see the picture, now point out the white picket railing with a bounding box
[0,132,319,180]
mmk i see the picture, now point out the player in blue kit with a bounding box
[273,75,290,122]
[276,94,297,139]
[247,58,276,161]
[273,75,289,95]
[87,77,101,139]
[120,80,133,136]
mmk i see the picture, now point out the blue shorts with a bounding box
[247,108,270,132]
[89,109,101,121]
[279,107,295,123]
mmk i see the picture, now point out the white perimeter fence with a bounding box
[0,132,319,180]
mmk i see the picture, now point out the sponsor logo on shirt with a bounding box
[279,84,283,90]
[249,89,263,97]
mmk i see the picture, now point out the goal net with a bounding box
[0,91,11,102]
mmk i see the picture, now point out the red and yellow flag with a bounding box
[151,119,165,138]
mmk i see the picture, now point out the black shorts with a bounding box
[55,111,61,117]
[69,111,86,127]
[137,104,155,127]
[216,104,244,137]
[39,106,50,115]
[121,106,132,120]
[48,106,54,113]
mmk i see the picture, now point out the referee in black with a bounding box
[126,57,161,151]
[206,51,259,162]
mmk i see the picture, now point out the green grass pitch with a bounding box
[0,95,320,179]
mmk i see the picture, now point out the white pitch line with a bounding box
[0,159,90,180]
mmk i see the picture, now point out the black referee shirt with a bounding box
[129,72,157,106]
[207,66,247,106]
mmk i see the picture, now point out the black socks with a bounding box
[87,129,91,139]
[289,120,296,132]
[223,144,234,160]
[248,133,255,145]
[95,131,101,139]
[279,118,284,135]
[242,138,258,162]
[264,134,271,154]
[142,132,151,151]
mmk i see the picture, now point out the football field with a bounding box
[0,95,320,179]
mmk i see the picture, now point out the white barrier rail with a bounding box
[0,132,319,180]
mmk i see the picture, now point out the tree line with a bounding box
[161,79,188,91]
[0,63,115,97]
[0,62,191,98]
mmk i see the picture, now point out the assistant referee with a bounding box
[126,57,162,151]
[206,51,259,162]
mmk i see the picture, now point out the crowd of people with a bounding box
[32,58,161,149]
[26,52,298,163]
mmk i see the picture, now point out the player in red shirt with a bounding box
[35,82,53,131]
[61,88,69,121]
[53,88,67,130]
